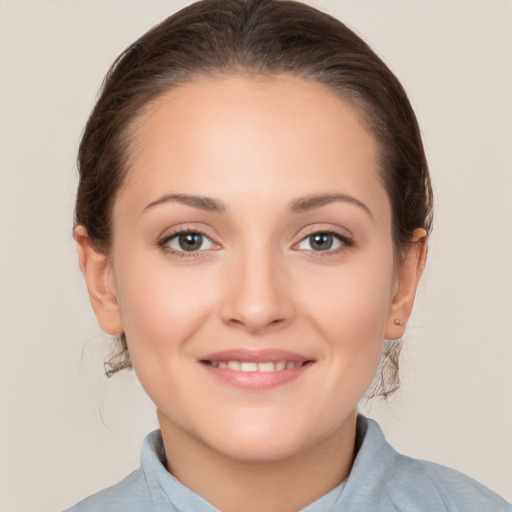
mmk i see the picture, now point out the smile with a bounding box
[203,360,306,372]
[199,349,314,390]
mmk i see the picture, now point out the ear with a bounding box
[74,225,124,336]
[385,228,427,340]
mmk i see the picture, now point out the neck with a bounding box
[157,410,357,512]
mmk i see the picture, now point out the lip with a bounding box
[201,348,310,363]
[199,348,314,390]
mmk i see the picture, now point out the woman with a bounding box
[67,0,510,510]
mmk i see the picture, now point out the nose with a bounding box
[220,248,295,334]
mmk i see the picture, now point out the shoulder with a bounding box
[353,417,511,512]
[63,430,172,512]
[387,451,511,511]
[62,469,153,512]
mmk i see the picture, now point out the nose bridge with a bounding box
[221,238,293,333]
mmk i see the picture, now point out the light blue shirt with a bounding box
[64,416,511,511]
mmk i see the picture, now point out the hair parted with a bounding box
[75,0,433,398]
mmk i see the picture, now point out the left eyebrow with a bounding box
[288,193,374,221]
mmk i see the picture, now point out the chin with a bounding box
[198,411,343,464]
[210,429,313,463]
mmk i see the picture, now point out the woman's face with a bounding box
[85,75,419,462]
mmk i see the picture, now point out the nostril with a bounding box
[219,271,295,332]
[224,315,289,334]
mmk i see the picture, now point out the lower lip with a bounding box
[201,362,313,390]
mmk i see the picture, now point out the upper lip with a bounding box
[200,348,312,363]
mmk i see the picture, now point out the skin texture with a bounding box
[76,74,426,512]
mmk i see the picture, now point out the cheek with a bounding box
[301,256,395,337]
[113,260,224,416]
[297,250,395,384]
[114,258,220,360]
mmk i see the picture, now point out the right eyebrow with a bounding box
[142,193,226,214]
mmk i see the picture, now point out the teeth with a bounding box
[208,360,305,372]
[240,362,258,372]
[258,362,275,373]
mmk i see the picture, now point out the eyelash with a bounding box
[158,228,216,257]
[295,229,353,257]
[157,228,353,258]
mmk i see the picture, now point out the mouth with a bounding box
[202,360,308,372]
[199,349,314,390]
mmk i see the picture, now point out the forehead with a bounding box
[119,73,388,218]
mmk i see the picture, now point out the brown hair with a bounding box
[75,0,433,397]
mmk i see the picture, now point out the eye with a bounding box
[296,231,350,252]
[161,231,215,253]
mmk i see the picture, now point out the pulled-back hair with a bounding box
[75,0,433,397]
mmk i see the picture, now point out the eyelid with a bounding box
[157,226,220,256]
[293,224,353,242]
[156,224,353,257]
[292,227,354,255]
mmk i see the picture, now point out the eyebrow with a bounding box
[289,193,373,220]
[143,193,226,213]
[143,192,372,219]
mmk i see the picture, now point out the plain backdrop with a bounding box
[1,1,511,510]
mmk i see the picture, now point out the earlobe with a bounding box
[385,228,427,340]
[74,225,124,336]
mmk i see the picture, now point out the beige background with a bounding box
[1,1,511,510]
